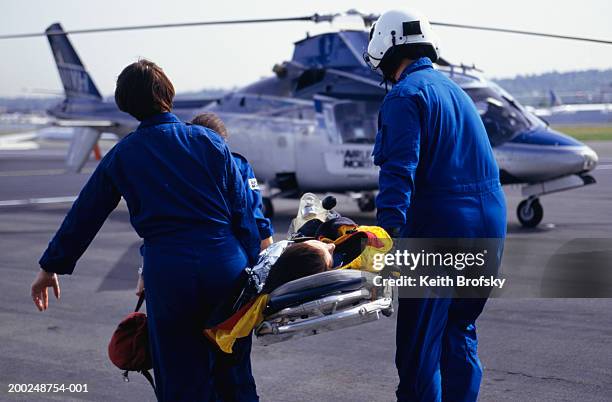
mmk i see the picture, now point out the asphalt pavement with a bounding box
[0,140,611,401]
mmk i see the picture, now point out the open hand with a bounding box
[31,269,60,311]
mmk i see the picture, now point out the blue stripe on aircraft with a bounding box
[510,128,583,146]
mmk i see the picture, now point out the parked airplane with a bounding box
[534,103,612,125]
[10,13,605,227]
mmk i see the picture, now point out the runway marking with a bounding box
[0,196,77,207]
[0,168,93,177]
[596,164,612,170]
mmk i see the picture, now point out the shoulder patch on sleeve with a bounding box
[248,177,260,191]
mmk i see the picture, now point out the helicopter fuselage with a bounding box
[45,27,598,226]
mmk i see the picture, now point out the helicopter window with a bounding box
[296,69,326,91]
[464,86,534,146]
[332,102,378,144]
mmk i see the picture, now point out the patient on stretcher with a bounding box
[204,214,393,353]
[259,216,392,292]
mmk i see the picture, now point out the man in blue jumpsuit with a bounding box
[31,60,261,401]
[191,112,274,402]
[231,153,274,245]
[211,152,271,401]
[365,10,506,402]
[190,112,274,250]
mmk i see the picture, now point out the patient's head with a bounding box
[262,240,335,293]
[302,240,335,268]
[191,112,229,140]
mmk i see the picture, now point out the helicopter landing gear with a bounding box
[262,197,274,219]
[516,174,597,228]
[517,197,543,228]
[357,192,376,212]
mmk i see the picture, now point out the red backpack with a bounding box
[108,294,156,394]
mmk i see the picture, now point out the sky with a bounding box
[0,0,611,97]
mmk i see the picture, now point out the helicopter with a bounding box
[1,10,607,227]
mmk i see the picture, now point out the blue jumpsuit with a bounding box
[39,112,261,401]
[373,58,506,402]
[231,152,274,241]
[211,153,273,402]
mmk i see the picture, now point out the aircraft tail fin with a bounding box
[549,90,563,107]
[45,23,102,101]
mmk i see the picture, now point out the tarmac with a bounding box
[0,139,611,401]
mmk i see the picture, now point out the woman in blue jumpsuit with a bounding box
[373,57,506,401]
[32,60,261,401]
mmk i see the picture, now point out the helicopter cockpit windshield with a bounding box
[330,101,378,144]
[463,84,542,146]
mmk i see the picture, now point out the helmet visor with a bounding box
[364,23,382,70]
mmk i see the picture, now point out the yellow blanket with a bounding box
[204,294,269,354]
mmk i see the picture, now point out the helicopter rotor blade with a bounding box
[345,9,612,45]
[0,11,610,46]
[0,14,338,40]
[429,21,612,45]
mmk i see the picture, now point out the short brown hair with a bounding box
[191,112,229,139]
[114,59,175,121]
[262,242,329,293]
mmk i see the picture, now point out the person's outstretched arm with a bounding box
[31,148,121,311]
[39,148,121,274]
[33,147,121,310]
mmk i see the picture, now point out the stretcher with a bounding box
[249,193,394,345]
[205,193,393,353]
[255,269,394,345]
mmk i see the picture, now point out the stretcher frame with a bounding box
[255,271,394,345]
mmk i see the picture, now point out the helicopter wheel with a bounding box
[262,197,274,219]
[517,198,543,228]
[357,193,376,212]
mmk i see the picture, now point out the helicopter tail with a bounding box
[45,23,103,101]
[45,23,105,172]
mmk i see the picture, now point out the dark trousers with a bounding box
[146,315,258,402]
[395,298,487,402]
[143,245,258,401]
[213,335,259,402]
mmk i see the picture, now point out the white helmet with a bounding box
[364,9,440,70]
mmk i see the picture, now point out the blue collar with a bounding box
[137,112,181,129]
[398,57,433,82]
